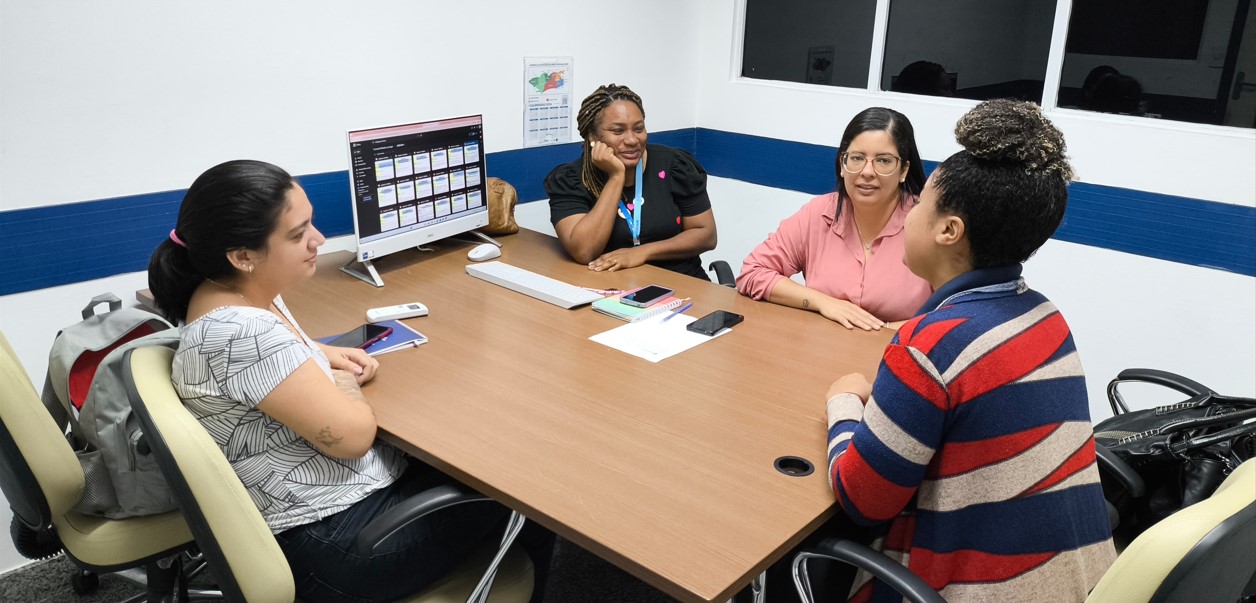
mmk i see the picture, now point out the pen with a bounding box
[661,301,693,322]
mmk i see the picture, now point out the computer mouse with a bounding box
[467,243,502,262]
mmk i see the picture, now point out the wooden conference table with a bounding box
[260,230,892,602]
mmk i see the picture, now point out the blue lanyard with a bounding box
[617,161,645,246]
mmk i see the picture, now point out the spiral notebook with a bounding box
[316,320,428,356]
[591,290,688,323]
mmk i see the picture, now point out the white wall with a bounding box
[0,0,704,573]
[0,0,702,211]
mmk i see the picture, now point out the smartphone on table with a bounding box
[326,324,393,349]
[620,285,674,308]
[686,310,744,336]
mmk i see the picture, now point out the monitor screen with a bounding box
[346,115,489,263]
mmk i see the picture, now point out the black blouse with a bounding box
[544,144,712,280]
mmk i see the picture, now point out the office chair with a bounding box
[791,457,1256,603]
[0,330,205,601]
[1095,444,1141,532]
[708,260,736,287]
[122,344,535,603]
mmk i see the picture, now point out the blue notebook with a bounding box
[316,320,428,356]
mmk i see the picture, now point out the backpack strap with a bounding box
[39,373,73,438]
[82,293,123,320]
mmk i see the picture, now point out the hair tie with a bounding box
[169,229,187,248]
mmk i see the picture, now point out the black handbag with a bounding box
[1094,369,1256,544]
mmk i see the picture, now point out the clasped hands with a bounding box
[322,345,379,385]
[588,246,647,272]
[828,372,872,404]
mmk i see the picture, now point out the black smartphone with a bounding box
[686,310,744,336]
[327,324,393,349]
[621,285,674,308]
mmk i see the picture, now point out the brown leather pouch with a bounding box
[483,177,519,235]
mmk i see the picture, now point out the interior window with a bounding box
[1058,0,1256,129]
[742,0,877,89]
[880,0,1057,102]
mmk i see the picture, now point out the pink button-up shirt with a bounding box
[736,192,931,322]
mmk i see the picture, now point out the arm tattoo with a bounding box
[316,427,343,448]
[802,298,810,309]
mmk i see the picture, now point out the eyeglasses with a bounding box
[841,152,902,176]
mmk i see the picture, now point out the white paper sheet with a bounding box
[589,314,730,362]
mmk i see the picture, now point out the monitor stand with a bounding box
[340,257,385,288]
[452,230,502,248]
[341,230,499,288]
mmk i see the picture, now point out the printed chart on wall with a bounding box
[524,57,572,147]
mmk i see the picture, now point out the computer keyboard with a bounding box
[465,261,604,309]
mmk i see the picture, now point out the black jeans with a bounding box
[274,463,508,603]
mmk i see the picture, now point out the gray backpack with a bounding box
[40,293,181,518]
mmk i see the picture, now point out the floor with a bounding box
[0,536,682,603]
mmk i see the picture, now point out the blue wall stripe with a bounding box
[0,191,182,295]
[0,128,1251,296]
[1053,182,1255,273]
[695,128,841,195]
[693,127,942,195]
[690,127,1254,276]
[486,129,696,205]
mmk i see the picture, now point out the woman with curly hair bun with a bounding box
[544,83,717,279]
[821,99,1116,602]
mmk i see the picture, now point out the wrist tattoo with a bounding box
[802,298,811,309]
[316,427,343,448]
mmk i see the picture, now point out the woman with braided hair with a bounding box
[544,83,717,279]
[820,99,1116,601]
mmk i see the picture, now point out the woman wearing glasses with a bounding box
[736,108,930,330]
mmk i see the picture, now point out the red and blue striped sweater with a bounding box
[826,265,1116,602]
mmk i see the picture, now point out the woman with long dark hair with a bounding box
[149,160,506,602]
[736,107,930,330]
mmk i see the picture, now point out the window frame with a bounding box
[732,0,1256,134]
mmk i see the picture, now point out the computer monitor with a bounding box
[341,115,492,286]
